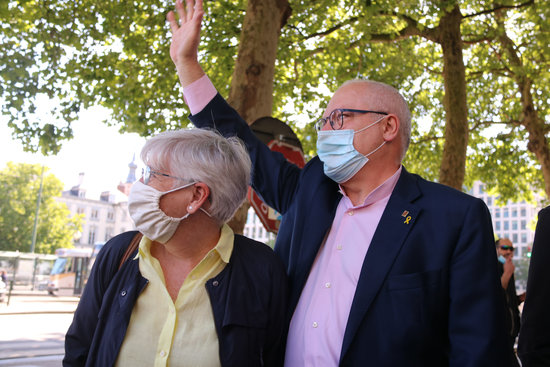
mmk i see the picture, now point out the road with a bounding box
[0,292,79,367]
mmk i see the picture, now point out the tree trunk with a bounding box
[225,0,291,234]
[524,109,550,199]
[437,6,468,190]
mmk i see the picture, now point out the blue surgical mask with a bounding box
[498,255,506,264]
[316,115,387,183]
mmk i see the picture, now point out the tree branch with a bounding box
[462,0,534,19]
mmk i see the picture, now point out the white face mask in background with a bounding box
[128,180,209,243]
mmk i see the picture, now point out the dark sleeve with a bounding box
[263,250,289,367]
[63,231,136,366]
[518,206,550,366]
[189,93,302,215]
[447,198,511,367]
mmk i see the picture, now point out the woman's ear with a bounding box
[187,182,210,214]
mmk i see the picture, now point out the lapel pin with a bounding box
[401,210,409,217]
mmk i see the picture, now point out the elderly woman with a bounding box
[64,128,288,367]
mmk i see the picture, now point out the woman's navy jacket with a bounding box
[63,230,288,367]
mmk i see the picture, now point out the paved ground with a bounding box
[0,292,79,316]
[0,287,80,366]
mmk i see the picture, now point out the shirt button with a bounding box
[160,350,166,357]
[120,290,127,297]
[336,245,343,250]
[347,210,354,216]
[325,282,331,288]
[312,322,318,328]
[212,280,219,287]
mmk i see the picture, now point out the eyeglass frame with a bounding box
[315,108,388,131]
[142,166,187,185]
[499,245,514,251]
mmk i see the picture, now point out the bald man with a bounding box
[167,0,510,365]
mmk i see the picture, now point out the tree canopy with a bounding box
[0,162,83,253]
[1,0,549,203]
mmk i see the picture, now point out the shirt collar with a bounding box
[138,223,234,264]
[215,224,234,264]
[339,166,402,209]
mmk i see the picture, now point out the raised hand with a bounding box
[167,0,205,87]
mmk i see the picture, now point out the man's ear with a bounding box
[187,182,210,214]
[382,114,400,142]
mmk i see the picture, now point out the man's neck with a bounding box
[341,163,401,206]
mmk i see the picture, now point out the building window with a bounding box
[521,208,527,217]
[88,227,96,244]
[512,221,518,230]
[478,184,484,194]
[512,208,517,217]
[495,208,501,218]
[513,233,518,243]
[521,233,527,243]
[77,207,85,215]
[503,208,509,218]
[487,197,493,206]
[504,221,509,230]
[91,209,99,220]
[521,220,526,230]
[495,222,501,230]
[107,211,115,221]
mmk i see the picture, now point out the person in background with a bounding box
[496,238,523,366]
[64,128,288,367]
[166,1,511,365]
[518,206,550,366]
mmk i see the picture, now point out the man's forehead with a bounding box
[327,85,372,110]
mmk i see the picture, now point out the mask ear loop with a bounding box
[186,205,212,217]
[354,114,388,134]
[364,141,386,159]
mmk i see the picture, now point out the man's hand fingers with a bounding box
[175,0,186,22]
[185,0,195,22]
[166,11,179,34]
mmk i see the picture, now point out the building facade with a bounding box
[469,181,543,259]
[56,158,138,249]
[243,207,277,247]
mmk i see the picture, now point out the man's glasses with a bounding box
[315,108,388,131]
[500,245,514,251]
[142,166,187,185]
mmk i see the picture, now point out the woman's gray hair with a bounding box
[140,128,251,224]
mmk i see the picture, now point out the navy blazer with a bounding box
[518,206,550,366]
[190,93,511,366]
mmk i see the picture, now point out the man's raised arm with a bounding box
[167,0,205,88]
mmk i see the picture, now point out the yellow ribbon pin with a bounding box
[404,216,412,224]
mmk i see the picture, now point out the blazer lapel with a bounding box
[340,169,422,360]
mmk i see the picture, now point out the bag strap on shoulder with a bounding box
[118,232,143,270]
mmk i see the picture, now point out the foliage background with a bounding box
[0,162,83,253]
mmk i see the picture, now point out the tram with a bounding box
[47,247,94,295]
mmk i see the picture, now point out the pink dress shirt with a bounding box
[183,75,402,366]
[284,168,401,366]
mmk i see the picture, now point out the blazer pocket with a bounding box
[387,269,442,291]
[387,269,443,327]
